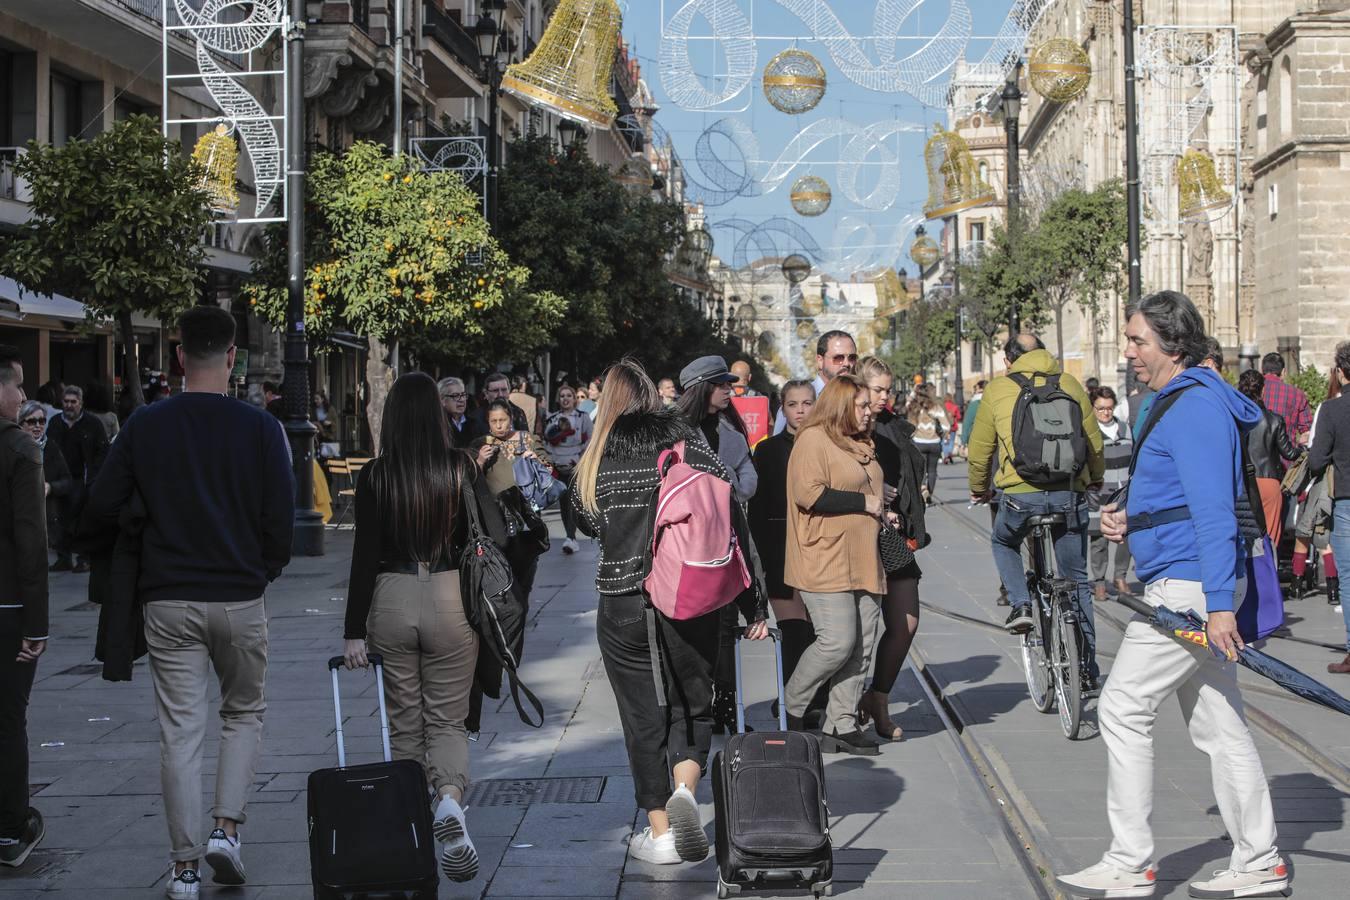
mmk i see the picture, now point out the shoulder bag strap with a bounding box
[1127,384,1200,480]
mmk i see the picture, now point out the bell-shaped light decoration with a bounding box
[909,225,941,269]
[923,126,995,220]
[1177,149,1231,221]
[501,0,622,129]
[790,175,832,216]
[763,49,827,115]
[193,123,240,214]
[1028,38,1092,104]
[782,253,812,284]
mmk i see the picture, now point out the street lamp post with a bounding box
[284,0,323,556]
[1001,65,1022,336]
[474,2,508,230]
[1123,0,1142,306]
[949,218,964,409]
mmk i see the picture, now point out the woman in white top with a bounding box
[906,383,948,504]
[543,383,594,555]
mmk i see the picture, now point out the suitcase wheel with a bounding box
[716,873,740,898]
[812,881,833,898]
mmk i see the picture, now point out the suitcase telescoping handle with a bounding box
[326,654,392,768]
[733,627,787,735]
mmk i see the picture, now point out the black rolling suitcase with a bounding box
[712,630,833,899]
[308,655,438,900]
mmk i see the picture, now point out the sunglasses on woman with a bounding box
[21,416,45,426]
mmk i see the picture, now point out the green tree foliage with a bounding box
[245,141,563,445]
[0,115,211,407]
[887,290,956,384]
[1288,365,1328,410]
[497,134,740,380]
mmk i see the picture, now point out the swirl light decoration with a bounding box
[923,126,995,220]
[762,49,826,114]
[1177,149,1230,222]
[789,175,832,216]
[1028,38,1092,103]
[192,124,240,214]
[501,0,622,128]
[170,0,283,219]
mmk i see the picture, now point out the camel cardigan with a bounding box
[784,426,885,595]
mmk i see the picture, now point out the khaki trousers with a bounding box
[786,591,882,735]
[367,568,478,796]
[144,597,268,862]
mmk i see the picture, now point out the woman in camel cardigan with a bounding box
[784,373,889,756]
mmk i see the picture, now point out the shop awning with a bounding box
[0,276,159,329]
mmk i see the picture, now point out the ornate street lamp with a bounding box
[1000,65,1022,334]
[475,1,509,230]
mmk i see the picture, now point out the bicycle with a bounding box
[1018,512,1090,740]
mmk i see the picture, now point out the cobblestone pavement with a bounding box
[3,464,1347,899]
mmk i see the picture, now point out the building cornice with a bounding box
[1252,136,1350,178]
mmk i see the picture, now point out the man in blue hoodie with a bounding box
[1058,292,1286,900]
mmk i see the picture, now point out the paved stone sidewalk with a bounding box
[4,514,1037,899]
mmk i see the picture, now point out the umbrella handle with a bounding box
[1115,592,1154,619]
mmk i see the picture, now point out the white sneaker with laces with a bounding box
[664,783,709,862]
[1056,860,1157,898]
[1187,862,1289,899]
[165,866,201,900]
[562,538,579,555]
[627,827,681,865]
[204,827,245,885]
[432,795,479,882]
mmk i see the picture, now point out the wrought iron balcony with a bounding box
[423,3,484,79]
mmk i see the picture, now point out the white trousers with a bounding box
[1098,577,1279,874]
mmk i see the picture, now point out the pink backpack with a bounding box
[643,441,751,620]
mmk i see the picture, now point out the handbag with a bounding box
[1238,533,1284,643]
[1280,452,1312,497]
[878,523,916,573]
[458,482,544,727]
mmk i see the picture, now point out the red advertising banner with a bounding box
[732,396,771,449]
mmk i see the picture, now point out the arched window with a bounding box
[1256,71,1269,156]
[978,161,989,184]
[1279,55,1293,139]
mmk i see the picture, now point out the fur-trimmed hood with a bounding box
[602,408,695,461]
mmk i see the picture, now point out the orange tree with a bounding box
[246,141,563,446]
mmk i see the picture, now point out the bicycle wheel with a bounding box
[1020,593,1054,713]
[1053,602,1084,740]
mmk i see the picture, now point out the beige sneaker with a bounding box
[1056,860,1157,898]
[1187,862,1289,899]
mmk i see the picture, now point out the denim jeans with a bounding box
[1332,499,1350,652]
[991,490,1097,677]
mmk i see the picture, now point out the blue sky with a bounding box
[619,1,1018,277]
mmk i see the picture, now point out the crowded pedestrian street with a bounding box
[7,464,1347,900]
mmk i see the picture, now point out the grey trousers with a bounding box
[144,597,268,862]
[1090,532,1133,583]
[785,591,882,735]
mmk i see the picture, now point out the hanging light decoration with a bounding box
[192,123,240,214]
[762,48,827,115]
[795,319,816,340]
[1177,149,1231,221]
[910,224,941,269]
[613,157,653,194]
[1028,38,1092,103]
[782,253,812,284]
[923,125,995,220]
[790,175,832,216]
[501,0,622,129]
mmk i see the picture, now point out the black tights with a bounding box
[869,573,921,695]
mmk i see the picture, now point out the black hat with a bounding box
[679,356,737,391]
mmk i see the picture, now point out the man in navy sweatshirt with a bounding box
[1058,291,1286,900]
[82,306,294,899]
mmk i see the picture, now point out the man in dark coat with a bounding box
[45,385,108,572]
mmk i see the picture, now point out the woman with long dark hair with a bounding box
[573,359,768,866]
[855,357,925,742]
[341,372,500,883]
[1236,370,1303,548]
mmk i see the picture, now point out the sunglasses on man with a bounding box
[829,354,859,365]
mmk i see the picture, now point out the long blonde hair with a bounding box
[575,358,661,514]
[906,382,940,425]
[800,373,871,453]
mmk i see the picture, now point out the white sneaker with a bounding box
[204,827,245,885]
[664,783,708,862]
[1056,860,1157,898]
[164,866,201,899]
[1188,862,1289,899]
[628,826,681,865]
[432,795,478,882]
[562,538,579,555]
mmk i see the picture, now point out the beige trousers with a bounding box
[367,568,479,796]
[144,597,268,862]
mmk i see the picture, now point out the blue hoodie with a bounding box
[1126,367,1262,612]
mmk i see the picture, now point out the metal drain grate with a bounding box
[464,776,606,808]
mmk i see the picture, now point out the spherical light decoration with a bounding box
[613,157,653,194]
[910,233,941,269]
[1177,149,1231,221]
[782,253,812,284]
[790,175,832,217]
[762,49,827,115]
[1028,38,1092,104]
[795,320,816,341]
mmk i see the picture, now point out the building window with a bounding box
[352,0,370,33]
[49,72,81,147]
[1256,73,1268,156]
[969,220,985,243]
[1268,183,1278,219]
[978,161,989,184]
[971,339,982,372]
[1279,55,1293,140]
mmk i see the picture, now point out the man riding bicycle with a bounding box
[967,334,1105,692]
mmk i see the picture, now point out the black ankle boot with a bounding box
[711,683,748,735]
[1327,576,1341,607]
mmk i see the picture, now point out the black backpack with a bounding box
[1008,372,1089,488]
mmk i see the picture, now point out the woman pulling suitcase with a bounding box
[571,359,769,866]
[341,372,509,883]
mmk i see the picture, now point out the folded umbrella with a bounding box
[1116,593,1350,717]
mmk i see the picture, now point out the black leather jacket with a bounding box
[1247,408,1302,479]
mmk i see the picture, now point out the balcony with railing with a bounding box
[422,2,486,98]
[0,148,31,205]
